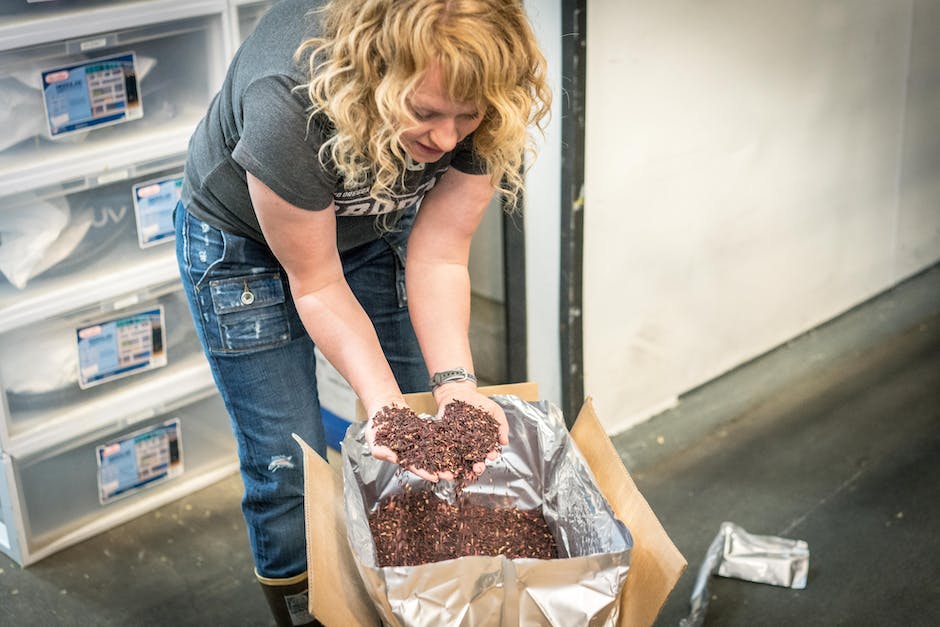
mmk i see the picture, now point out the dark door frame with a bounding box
[559,0,587,426]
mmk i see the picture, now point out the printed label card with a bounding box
[76,305,167,389]
[42,52,142,138]
[97,419,183,504]
[133,174,182,248]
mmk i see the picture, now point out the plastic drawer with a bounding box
[314,347,357,451]
[0,390,237,565]
[0,12,224,195]
[0,472,11,555]
[0,155,185,331]
[0,1,151,22]
[234,0,275,43]
[0,283,210,453]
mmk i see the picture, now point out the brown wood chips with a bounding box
[368,488,558,567]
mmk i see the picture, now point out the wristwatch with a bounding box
[429,368,477,391]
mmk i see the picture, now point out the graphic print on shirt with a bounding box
[332,164,448,216]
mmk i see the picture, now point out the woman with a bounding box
[175,0,550,623]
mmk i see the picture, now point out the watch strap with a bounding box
[429,368,477,391]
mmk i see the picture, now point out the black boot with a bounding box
[256,570,323,626]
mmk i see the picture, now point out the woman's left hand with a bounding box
[433,381,509,476]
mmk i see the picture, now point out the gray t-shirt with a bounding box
[180,0,485,251]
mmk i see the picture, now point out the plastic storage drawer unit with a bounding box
[0,283,214,456]
[0,389,237,566]
[0,0,236,568]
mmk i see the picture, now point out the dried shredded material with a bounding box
[372,400,500,486]
[368,488,558,567]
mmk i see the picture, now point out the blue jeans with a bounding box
[174,203,428,578]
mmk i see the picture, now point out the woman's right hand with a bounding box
[366,401,442,483]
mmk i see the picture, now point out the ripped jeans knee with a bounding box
[240,450,309,578]
[267,455,296,472]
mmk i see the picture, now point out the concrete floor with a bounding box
[1,265,938,626]
[619,264,940,627]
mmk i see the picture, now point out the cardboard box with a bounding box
[294,383,686,626]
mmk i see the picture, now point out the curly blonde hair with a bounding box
[296,0,551,207]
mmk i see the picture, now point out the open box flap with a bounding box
[570,397,687,626]
[293,433,379,626]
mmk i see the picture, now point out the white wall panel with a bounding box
[896,0,940,279]
[468,195,504,303]
[524,0,564,406]
[583,0,940,434]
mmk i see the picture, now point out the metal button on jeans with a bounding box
[241,280,255,305]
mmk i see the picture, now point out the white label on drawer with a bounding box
[41,51,143,139]
[0,520,8,550]
[75,305,168,389]
[97,419,184,504]
[80,38,109,52]
[112,294,141,311]
[133,174,183,248]
[97,169,130,186]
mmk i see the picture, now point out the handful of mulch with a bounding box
[368,487,558,567]
[372,400,500,485]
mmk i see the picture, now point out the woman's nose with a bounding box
[429,118,460,152]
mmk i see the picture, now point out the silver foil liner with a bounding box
[680,522,810,627]
[342,395,634,626]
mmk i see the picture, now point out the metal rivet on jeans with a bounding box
[241,279,255,305]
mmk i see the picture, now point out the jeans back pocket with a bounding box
[209,272,290,353]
